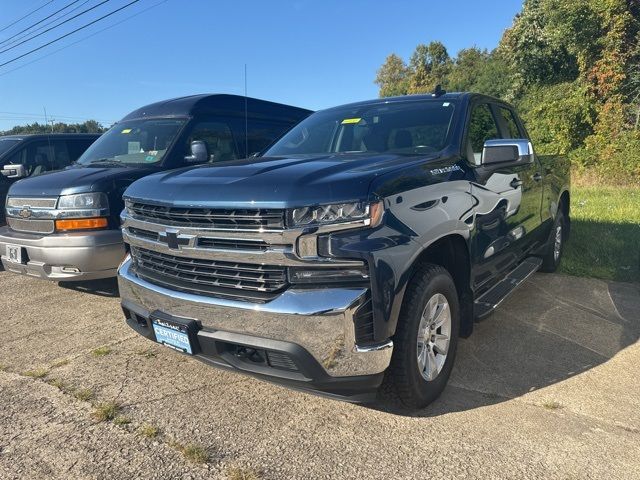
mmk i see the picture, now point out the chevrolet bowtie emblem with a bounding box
[19,206,32,219]
[158,229,193,250]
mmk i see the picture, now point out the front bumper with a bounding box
[118,258,393,402]
[0,226,126,281]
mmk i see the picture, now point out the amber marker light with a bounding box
[55,217,108,232]
[368,200,384,227]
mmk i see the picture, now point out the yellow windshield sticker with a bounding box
[121,128,132,134]
[341,118,362,124]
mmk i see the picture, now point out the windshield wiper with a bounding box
[87,158,125,167]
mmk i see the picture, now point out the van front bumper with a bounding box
[0,226,126,281]
[118,258,393,402]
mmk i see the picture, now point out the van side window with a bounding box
[245,121,291,156]
[184,121,238,164]
[67,138,97,162]
[468,104,500,164]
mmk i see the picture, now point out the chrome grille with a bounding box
[7,217,55,234]
[128,202,285,231]
[131,247,288,299]
[6,197,57,209]
[127,227,272,252]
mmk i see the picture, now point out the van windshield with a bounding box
[76,118,186,166]
[0,139,20,157]
[264,100,457,157]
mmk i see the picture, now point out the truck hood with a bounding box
[124,153,439,208]
[8,165,157,198]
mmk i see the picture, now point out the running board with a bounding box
[474,257,542,320]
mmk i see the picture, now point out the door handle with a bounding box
[510,178,523,189]
[532,172,543,182]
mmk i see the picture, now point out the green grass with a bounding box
[170,441,209,464]
[560,186,640,283]
[139,424,160,438]
[542,400,563,410]
[92,346,112,357]
[73,388,94,401]
[92,401,121,422]
[113,415,132,426]
[23,368,49,379]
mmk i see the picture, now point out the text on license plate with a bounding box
[152,321,193,354]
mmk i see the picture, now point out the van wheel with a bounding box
[381,264,460,410]
[540,209,566,273]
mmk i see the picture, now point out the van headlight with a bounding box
[58,192,109,210]
[289,201,383,228]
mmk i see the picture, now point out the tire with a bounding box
[381,264,460,410]
[540,208,566,273]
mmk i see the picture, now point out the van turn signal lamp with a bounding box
[55,217,108,232]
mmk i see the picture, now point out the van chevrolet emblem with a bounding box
[19,206,32,219]
[158,229,193,250]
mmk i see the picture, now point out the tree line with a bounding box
[1,120,107,136]
[375,0,640,184]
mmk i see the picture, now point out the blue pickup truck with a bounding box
[117,91,570,409]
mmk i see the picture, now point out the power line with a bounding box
[0,110,115,123]
[0,0,83,47]
[0,1,55,34]
[0,0,143,68]
[0,0,92,48]
[0,0,169,77]
[0,0,113,56]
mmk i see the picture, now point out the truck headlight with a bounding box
[289,201,383,228]
[58,192,109,209]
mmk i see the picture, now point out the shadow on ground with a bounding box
[58,277,119,298]
[561,220,640,283]
[377,274,640,417]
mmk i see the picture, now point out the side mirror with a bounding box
[482,139,533,165]
[1,164,27,179]
[184,140,209,163]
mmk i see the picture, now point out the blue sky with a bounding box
[0,0,523,130]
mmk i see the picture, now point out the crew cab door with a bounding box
[467,102,544,292]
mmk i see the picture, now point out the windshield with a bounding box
[76,118,186,166]
[264,100,457,157]
[0,139,20,158]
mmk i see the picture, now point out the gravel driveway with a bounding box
[0,270,638,479]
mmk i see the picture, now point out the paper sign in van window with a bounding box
[121,128,132,134]
[341,118,362,125]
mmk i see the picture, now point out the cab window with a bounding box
[468,104,500,164]
[498,107,524,139]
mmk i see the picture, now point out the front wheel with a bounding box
[381,264,460,410]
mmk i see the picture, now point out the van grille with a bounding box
[7,217,55,234]
[130,246,288,300]
[128,203,285,231]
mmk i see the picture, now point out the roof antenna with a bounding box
[244,63,248,158]
[432,84,446,97]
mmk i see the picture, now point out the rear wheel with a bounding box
[381,264,460,410]
[540,208,566,273]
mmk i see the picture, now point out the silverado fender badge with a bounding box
[430,165,462,175]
